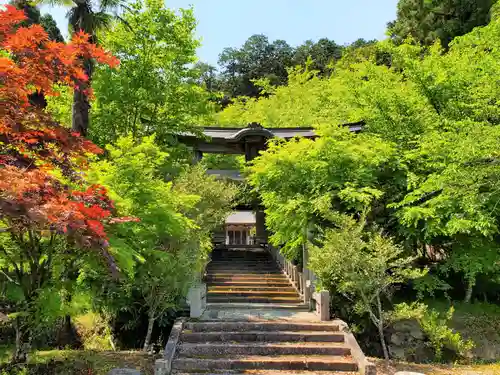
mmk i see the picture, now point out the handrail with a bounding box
[267,245,302,296]
[266,243,330,321]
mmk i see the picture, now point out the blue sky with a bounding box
[5,0,399,65]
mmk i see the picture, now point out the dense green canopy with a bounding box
[388,0,495,48]
[242,3,500,305]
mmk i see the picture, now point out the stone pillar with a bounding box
[302,242,311,305]
[302,222,314,305]
[245,143,259,162]
[192,150,203,164]
[312,290,330,321]
[187,283,206,318]
[255,209,267,245]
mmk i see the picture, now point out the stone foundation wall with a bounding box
[388,319,433,362]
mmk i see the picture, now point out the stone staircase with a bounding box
[156,248,375,375]
[205,247,306,308]
[170,320,360,374]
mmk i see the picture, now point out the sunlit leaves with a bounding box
[90,0,210,147]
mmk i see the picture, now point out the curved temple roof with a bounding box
[180,121,363,142]
[178,122,364,157]
[201,127,316,141]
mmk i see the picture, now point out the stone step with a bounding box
[209,281,293,287]
[209,258,276,266]
[208,260,276,263]
[207,278,288,283]
[207,296,303,304]
[172,356,357,372]
[207,270,281,274]
[173,374,355,375]
[206,303,309,310]
[208,285,297,292]
[180,331,345,343]
[206,271,283,275]
[209,257,273,261]
[207,266,281,273]
[207,290,300,297]
[177,343,351,356]
[207,274,288,279]
[183,322,340,332]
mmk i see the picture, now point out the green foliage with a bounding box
[309,216,425,359]
[248,128,397,259]
[388,0,495,48]
[173,165,238,235]
[211,35,370,101]
[89,135,236,349]
[91,0,211,146]
[292,38,344,75]
[45,85,72,127]
[200,154,245,171]
[237,12,500,306]
[392,302,474,360]
[89,135,201,349]
[413,273,452,300]
[10,0,64,42]
[74,312,114,350]
[217,34,294,98]
[211,67,331,127]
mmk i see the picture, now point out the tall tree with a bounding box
[43,0,126,136]
[229,5,500,305]
[91,0,210,146]
[89,136,236,351]
[292,38,344,75]
[194,62,220,93]
[10,0,64,41]
[218,34,293,98]
[388,0,495,48]
[0,6,126,361]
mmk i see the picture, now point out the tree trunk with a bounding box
[377,320,390,360]
[72,58,93,137]
[464,276,475,303]
[143,315,155,352]
[12,316,27,364]
[375,294,389,360]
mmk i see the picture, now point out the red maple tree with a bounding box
[0,5,138,361]
[0,5,126,246]
[0,3,138,310]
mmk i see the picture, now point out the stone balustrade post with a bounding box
[187,283,206,318]
[312,290,330,321]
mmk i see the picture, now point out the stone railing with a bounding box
[269,245,305,296]
[186,283,206,318]
[266,244,330,321]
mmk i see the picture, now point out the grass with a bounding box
[1,349,157,375]
[0,345,13,365]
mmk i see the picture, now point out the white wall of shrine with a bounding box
[225,224,255,245]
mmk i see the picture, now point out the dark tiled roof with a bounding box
[202,127,315,140]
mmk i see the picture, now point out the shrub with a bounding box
[392,302,474,361]
[74,313,114,351]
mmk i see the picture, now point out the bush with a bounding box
[392,302,474,361]
[74,313,114,351]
